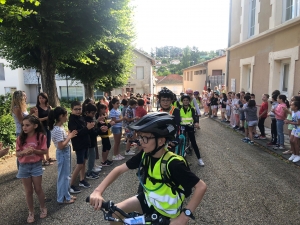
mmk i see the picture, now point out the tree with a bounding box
[0,0,129,106]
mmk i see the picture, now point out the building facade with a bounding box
[111,49,155,96]
[227,0,300,99]
[154,74,183,96]
[183,55,226,93]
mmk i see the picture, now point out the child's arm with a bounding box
[57,130,77,150]
[89,163,129,210]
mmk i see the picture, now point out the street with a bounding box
[1,117,300,225]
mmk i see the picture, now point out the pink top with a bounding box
[275,103,287,120]
[16,134,47,164]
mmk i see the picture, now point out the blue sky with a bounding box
[132,0,230,53]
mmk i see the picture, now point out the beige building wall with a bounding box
[207,56,226,76]
[183,65,207,93]
[258,0,272,33]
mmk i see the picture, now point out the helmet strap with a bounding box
[146,137,166,156]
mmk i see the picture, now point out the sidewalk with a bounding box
[207,114,300,166]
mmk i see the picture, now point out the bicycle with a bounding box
[86,197,170,225]
[175,125,193,157]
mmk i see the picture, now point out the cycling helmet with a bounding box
[181,94,191,102]
[185,89,193,94]
[158,87,174,100]
[194,90,200,95]
[129,113,176,140]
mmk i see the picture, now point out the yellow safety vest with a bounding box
[143,151,186,218]
[160,106,176,116]
[180,107,193,125]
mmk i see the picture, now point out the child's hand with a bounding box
[100,126,108,132]
[68,130,78,139]
[97,116,105,122]
[87,122,95,130]
[284,120,290,124]
[135,116,140,120]
[30,107,38,116]
[110,121,115,126]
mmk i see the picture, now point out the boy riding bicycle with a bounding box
[89,113,207,225]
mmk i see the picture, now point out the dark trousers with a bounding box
[271,119,277,144]
[258,117,266,136]
[186,126,201,159]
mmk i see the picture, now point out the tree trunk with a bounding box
[40,48,60,107]
[84,83,95,100]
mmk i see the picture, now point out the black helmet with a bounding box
[129,112,176,140]
[181,94,191,102]
[158,87,174,100]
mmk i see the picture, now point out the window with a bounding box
[94,89,104,100]
[4,87,16,94]
[200,70,203,74]
[190,71,193,81]
[240,56,255,94]
[187,72,189,81]
[281,62,290,93]
[283,0,300,22]
[212,70,222,76]
[249,0,256,37]
[136,67,144,79]
[0,63,4,80]
[203,70,206,74]
[60,86,83,101]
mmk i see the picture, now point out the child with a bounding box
[285,101,300,162]
[89,113,207,223]
[220,93,227,122]
[241,95,251,143]
[210,92,219,118]
[233,93,241,129]
[109,98,125,160]
[16,115,47,223]
[225,92,232,122]
[180,94,204,166]
[202,92,209,116]
[267,94,279,146]
[68,101,95,193]
[230,92,236,127]
[84,103,104,180]
[272,95,289,150]
[257,94,269,139]
[49,107,78,204]
[124,99,139,156]
[240,100,258,145]
[135,98,147,118]
[97,104,114,166]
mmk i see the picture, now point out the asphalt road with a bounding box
[1,117,300,225]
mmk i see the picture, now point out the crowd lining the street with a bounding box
[1,85,299,223]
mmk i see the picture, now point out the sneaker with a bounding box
[242,138,250,143]
[198,158,204,166]
[233,126,239,129]
[94,164,103,169]
[254,135,260,139]
[70,185,81,194]
[273,145,279,150]
[118,154,125,159]
[289,154,296,161]
[248,141,254,145]
[259,136,266,140]
[112,155,123,161]
[101,160,114,166]
[210,115,214,118]
[267,142,275,146]
[79,180,91,188]
[238,127,244,131]
[292,155,300,163]
[92,167,102,173]
[125,150,136,156]
[278,146,284,150]
[86,172,99,180]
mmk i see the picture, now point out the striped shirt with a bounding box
[51,126,69,149]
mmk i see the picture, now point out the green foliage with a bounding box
[156,66,169,76]
[0,93,16,153]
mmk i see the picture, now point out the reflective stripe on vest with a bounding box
[143,151,185,218]
[160,106,175,116]
[180,108,193,125]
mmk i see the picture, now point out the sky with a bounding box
[132,0,230,54]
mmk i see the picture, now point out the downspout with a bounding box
[226,0,233,88]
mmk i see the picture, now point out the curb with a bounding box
[207,116,300,167]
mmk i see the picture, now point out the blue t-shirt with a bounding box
[292,111,300,129]
[109,108,123,128]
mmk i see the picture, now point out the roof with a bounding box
[182,55,226,71]
[155,74,183,85]
[134,49,156,65]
